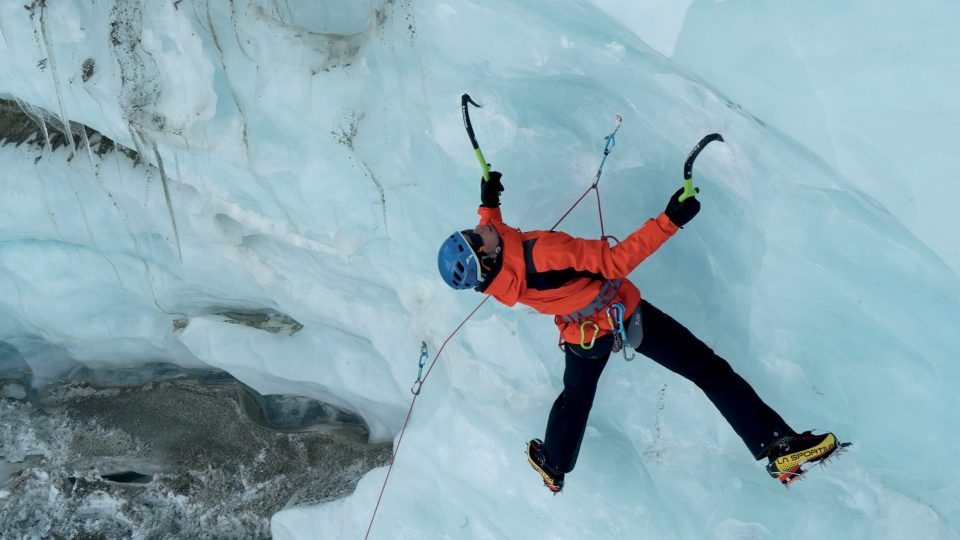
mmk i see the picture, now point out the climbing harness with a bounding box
[410,341,429,395]
[559,277,623,349]
[558,278,622,324]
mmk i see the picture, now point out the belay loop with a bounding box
[605,302,635,361]
[410,341,429,395]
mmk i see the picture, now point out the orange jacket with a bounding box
[477,206,678,345]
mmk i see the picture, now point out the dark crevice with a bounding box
[0,97,140,163]
[0,360,390,538]
[101,471,154,484]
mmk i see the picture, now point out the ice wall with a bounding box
[594,0,960,274]
[1,1,957,538]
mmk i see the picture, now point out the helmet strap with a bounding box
[479,246,500,275]
[480,246,500,262]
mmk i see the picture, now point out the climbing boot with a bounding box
[527,439,564,493]
[765,431,845,485]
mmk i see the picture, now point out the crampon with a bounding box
[526,439,564,493]
[765,431,852,486]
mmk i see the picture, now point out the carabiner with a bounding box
[579,321,600,350]
[606,303,625,327]
[605,303,635,361]
[410,341,429,395]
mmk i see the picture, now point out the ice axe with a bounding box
[680,133,725,202]
[461,94,491,181]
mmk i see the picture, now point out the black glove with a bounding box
[664,187,700,228]
[480,170,504,208]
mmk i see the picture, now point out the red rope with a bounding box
[594,185,607,239]
[548,183,595,231]
[550,167,610,234]
[364,297,490,539]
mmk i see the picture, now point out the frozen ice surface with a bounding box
[0,1,958,539]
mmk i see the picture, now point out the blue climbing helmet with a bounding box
[437,230,485,290]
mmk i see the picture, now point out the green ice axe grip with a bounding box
[679,133,725,202]
[461,94,491,181]
[679,178,697,203]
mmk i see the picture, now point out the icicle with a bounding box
[80,125,97,173]
[36,2,76,157]
[37,113,52,154]
[150,140,183,262]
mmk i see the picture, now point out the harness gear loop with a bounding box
[579,321,600,349]
[410,341,429,395]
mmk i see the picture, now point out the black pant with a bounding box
[543,300,795,473]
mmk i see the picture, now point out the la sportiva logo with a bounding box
[775,445,830,468]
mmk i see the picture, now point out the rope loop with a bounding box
[601,234,621,245]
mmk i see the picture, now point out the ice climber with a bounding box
[436,170,843,492]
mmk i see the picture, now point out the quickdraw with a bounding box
[579,321,600,349]
[410,341,429,395]
[605,302,635,361]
